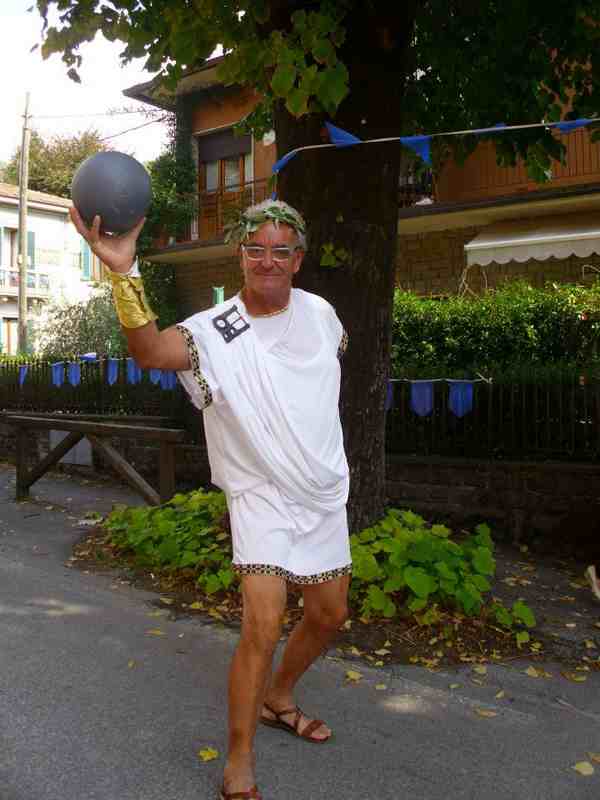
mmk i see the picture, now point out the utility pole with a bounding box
[18,92,31,354]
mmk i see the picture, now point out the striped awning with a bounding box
[465,213,600,266]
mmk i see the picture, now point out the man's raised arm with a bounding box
[69,208,190,371]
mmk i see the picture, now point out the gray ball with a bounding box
[71,151,152,234]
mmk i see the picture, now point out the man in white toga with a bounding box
[71,198,351,800]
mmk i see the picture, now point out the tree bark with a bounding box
[273,6,417,532]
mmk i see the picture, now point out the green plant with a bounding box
[392,280,600,377]
[350,510,535,637]
[104,489,234,595]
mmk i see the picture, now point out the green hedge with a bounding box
[392,281,600,378]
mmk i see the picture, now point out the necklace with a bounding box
[241,290,290,318]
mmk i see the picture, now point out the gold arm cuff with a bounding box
[109,271,158,329]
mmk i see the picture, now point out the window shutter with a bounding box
[81,239,91,279]
[27,230,35,268]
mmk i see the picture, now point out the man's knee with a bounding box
[242,608,284,653]
[306,600,349,634]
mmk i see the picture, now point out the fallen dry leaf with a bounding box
[383,640,392,647]
[565,623,577,629]
[160,597,174,606]
[374,660,385,667]
[473,665,487,676]
[561,671,587,683]
[346,670,363,682]
[146,629,166,636]
[189,601,203,610]
[449,683,461,690]
[584,640,597,650]
[572,762,594,777]
[474,708,498,718]
[198,747,219,762]
[374,648,391,656]
[375,684,387,691]
[349,646,363,657]
[525,666,541,678]
[495,690,505,699]
[127,660,136,669]
[342,619,352,630]
[588,753,600,764]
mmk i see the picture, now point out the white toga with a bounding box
[176,288,349,513]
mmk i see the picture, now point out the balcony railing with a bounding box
[189,173,434,242]
[196,178,271,241]
[436,127,600,204]
[0,269,50,295]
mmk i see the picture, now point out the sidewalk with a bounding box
[1,464,599,800]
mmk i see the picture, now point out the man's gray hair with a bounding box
[224,198,307,250]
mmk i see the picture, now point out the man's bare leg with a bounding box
[263,574,350,740]
[223,574,287,794]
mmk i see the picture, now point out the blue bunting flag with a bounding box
[51,362,64,388]
[410,380,435,417]
[447,380,475,418]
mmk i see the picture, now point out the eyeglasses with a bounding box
[242,244,299,263]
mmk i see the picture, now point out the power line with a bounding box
[32,109,153,120]
[99,115,169,141]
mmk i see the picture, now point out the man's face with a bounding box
[240,222,304,296]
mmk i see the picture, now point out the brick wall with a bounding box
[386,454,600,543]
[396,227,600,296]
[175,257,242,318]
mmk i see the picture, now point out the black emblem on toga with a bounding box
[211,304,250,343]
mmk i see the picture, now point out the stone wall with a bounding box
[386,454,600,545]
[3,419,598,544]
[396,227,600,296]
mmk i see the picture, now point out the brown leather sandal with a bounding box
[219,786,261,799]
[260,702,331,743]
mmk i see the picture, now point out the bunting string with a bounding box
[271,117,598,176]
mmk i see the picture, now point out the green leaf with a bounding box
[404,566,436,598]
[285,87,310,117]
[431,524,451,538]
[383,573,406,593]
[472,547,496,576]
[512,600,536,628]
[271,63,297,97]
[383,597,397,618]
[492,604,513,629]
[157,538,179,564]
[291,9,307,32]
[407,596,428,612]
[515,630,530,647]
[315,63,349,114]
[312,37,336,65]
[471,574,491,592]
[367,585,387,611]
[204,574,222,595]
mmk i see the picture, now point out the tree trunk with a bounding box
[273,10,415,532]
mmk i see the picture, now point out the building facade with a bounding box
[125,59,600,316]
[0,182,105,354]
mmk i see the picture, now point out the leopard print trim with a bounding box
[176,324,213,409]
[232,563,352,585]
[337,329,349,360]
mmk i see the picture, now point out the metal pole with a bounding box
[18,92,31,354]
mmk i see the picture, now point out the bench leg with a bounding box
[159,441,176,504]
[15,427,29,501]
[88,434,160,506]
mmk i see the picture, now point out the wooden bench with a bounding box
[0,413,186,506]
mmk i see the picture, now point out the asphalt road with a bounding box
[1,466,599,800]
